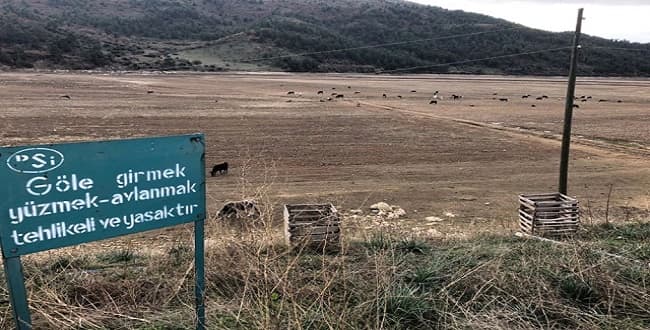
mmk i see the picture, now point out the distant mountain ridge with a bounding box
[1,0,649,76]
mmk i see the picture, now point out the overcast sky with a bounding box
[409,0,650,43]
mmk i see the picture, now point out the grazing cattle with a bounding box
[147,90,154,94]
[382,93,387,98]
[522,95,529,99]
[335,94,344,98]
[397,95,402,99]
[493,92,498,95]
[354,91,361,94]
[211,162,229,176]
[411,90,417,93]
[429,100,437,104]
[347,86,351,89]
[531,104,536,108]
[542,95,549,99]
[587,96,592,99]
[581,99,587,102]
[332,87,336,90]
[499,98,509,102]
[327,97,333,101]
[535,97,543,100]
[215,100,219,103]
[573,104,580,109]
[320,99,326,102]
[60,95,71,99]
[598,99,608,102]
[617,100,623,103]
[469,104,475,107]
[317,90,324,94]
[356,102,361,107]
[287,91,295,95]
[331,92,338,96]
[452,94,462,100]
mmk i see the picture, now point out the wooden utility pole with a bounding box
[559,8,584,195]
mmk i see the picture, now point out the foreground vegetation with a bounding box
[0,220,649,329]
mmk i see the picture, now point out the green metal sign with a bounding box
[0,134,207,329]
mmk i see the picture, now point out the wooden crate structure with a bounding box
[284,203,341,252]
[519,193,580,236]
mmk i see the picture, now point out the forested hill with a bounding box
[1,0,649,76]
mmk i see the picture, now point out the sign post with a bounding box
[3,256,31,329]
[0,134,207,329]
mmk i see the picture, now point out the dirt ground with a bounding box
[0,72,648,242]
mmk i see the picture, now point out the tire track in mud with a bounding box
[357,100,650,160]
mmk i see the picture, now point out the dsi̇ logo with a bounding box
[6,148,65,174]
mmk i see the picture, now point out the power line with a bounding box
[585,46,650,52]
[240,27,524,62]
[380,46,573,73]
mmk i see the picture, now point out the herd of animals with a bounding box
[204,85,626,179]
[55,86,626,180]
[58,85,625,110]
[282,86,625,109]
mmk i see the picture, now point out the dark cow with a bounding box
[317,90,324,95]
[397,95,402,99]
[499,98,509,102]
[573,104,580,109]
[542,95,549,99]
[522,94,530,99]
[218,200,260,222]
[60,95,71,99]
[429,100,437,104]
[331,92,338,96]
[581,99,587,102]
[211,162,228,176]
[535,96,543,100]
[531,104,536,108]
[598,99,608,102]
[382,93,387,98]
[411,90,417,93]
[335,94,344,98]
[617,100,623,103]
[452,94,462,100]
[354,91,361,94]
[147,90,154,94]
[287,91,295,95]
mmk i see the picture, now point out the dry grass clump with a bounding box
[0,217,649,329]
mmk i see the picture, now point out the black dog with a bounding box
[211,162,228,176]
